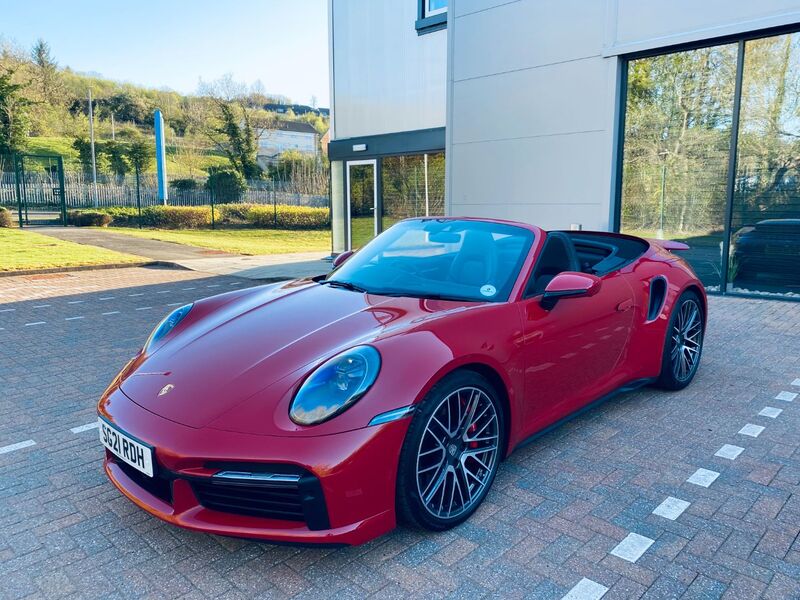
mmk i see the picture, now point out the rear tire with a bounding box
[656,290,704,390]
[396,370,505,531]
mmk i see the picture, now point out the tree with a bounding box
[126,137,154,174]
[205,166,246,202]
[72,136,95,176]
[198,75,267,179]
[0,68,32,155]
[101,140,129,179]
[30,39,60,104]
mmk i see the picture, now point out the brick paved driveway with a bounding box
[1,266,798,599]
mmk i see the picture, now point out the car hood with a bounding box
[120,280,477,430]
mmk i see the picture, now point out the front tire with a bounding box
[657,291,704,390]
[396,370,505,531]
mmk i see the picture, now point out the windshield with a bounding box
[325,219,534,302]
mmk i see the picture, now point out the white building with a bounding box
[257,121,320,167]
[328,0,800,298]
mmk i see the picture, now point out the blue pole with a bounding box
[154,109,168,204]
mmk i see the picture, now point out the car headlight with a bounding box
[144,303,193,352]
[289,345,381,426]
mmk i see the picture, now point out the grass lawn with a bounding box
[0,228,144,272]
[102,227,332,256]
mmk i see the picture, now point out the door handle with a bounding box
[616,299,633,312]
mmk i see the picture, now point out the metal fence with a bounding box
[0,172,329,209]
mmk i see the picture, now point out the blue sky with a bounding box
[1,0,330,106]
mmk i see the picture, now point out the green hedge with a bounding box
[65,204,329,230]
[66,210,112,227]
[0,206,13,228]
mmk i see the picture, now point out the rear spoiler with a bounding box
[651,239,690,252]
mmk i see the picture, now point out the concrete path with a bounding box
[35,227,232,261]
[33,226,331,281]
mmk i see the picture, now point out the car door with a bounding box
[518,241,635,434]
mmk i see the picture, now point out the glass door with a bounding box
[347,159,377,250]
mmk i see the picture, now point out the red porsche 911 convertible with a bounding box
[97,217,706,545]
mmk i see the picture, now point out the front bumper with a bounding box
[99,387,410,545]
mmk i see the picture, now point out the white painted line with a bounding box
[653,496,690,520]
[759,407,782,419]
[792,378,800,387]
[0,439,36,454]
[0,308,16,312]
[229,282,242,286]
[181,287,196,291]
[738,424,765,438]
[207,284,221,288]
[70,422,99,434]
[129,293,145,297]
[687,468,719,487]
[775,391,797,402]
[67,300,85,304]
[32,304,51,308]
[155,290,170,294]
[610,533,654,563]
[715,444,744,460]
[562,578,608,600]
[165,302,183,307]
[135,306,153,311]
[24,321,46,327]
[98,296,115,301]
[64,316,85,321]
[102,311,120,316]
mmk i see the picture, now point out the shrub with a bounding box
[103,206,140,227]
[141,205,211,229]
[67,210,113,227]
[241,204,328,229]
[275,205,329,229]
[216,203,255,224]
[0,206,13,228]
[205,168,246,203]
[171,178,198,192]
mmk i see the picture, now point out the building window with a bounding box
[618,31,800,299]
[416,0,447,34]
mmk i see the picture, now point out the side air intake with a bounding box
[647,276,667,322]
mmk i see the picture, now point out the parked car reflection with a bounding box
[731,219,800,285]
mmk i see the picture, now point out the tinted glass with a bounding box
[620,44,738,291]
[729,33,800,296]
[328,219,534,302]
[381,152,445,231]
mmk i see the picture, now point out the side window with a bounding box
[416,0,447,34]
[523,236,577,298]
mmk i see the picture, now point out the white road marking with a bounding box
[653,496,690,521]
[610,533,654,563]
[156,290,170,294]
[181,287,196,291]
[791,378,800,387]
[0,308,16,313]
[775,391,797,402]
[24,321,46,327]
[562,578,608,600]
[128,293,145,297]
[32,304,51,308]
[687,468,719,487]
[70,422,99,434]
[229,282,242,286]
[165,302,183,307]
[715,444,744,460]
[738,424,765,437]
[207,284,220,288]
[102,311,120,316]
[67,300,85,304]
[0,439,36,454]
[759,407,782,419]
[98,296,115,301]
[135,306,153,311]
[64,316,85,321]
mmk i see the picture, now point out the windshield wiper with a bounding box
[373,290,480,302]
[318,279,369,293]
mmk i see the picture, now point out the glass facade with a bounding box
[620,32,800,298]
[331,152,446,252]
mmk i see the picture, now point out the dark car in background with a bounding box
[731,219,800,283]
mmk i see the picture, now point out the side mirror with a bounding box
[541,272,602,310]
[332,250,354,268]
